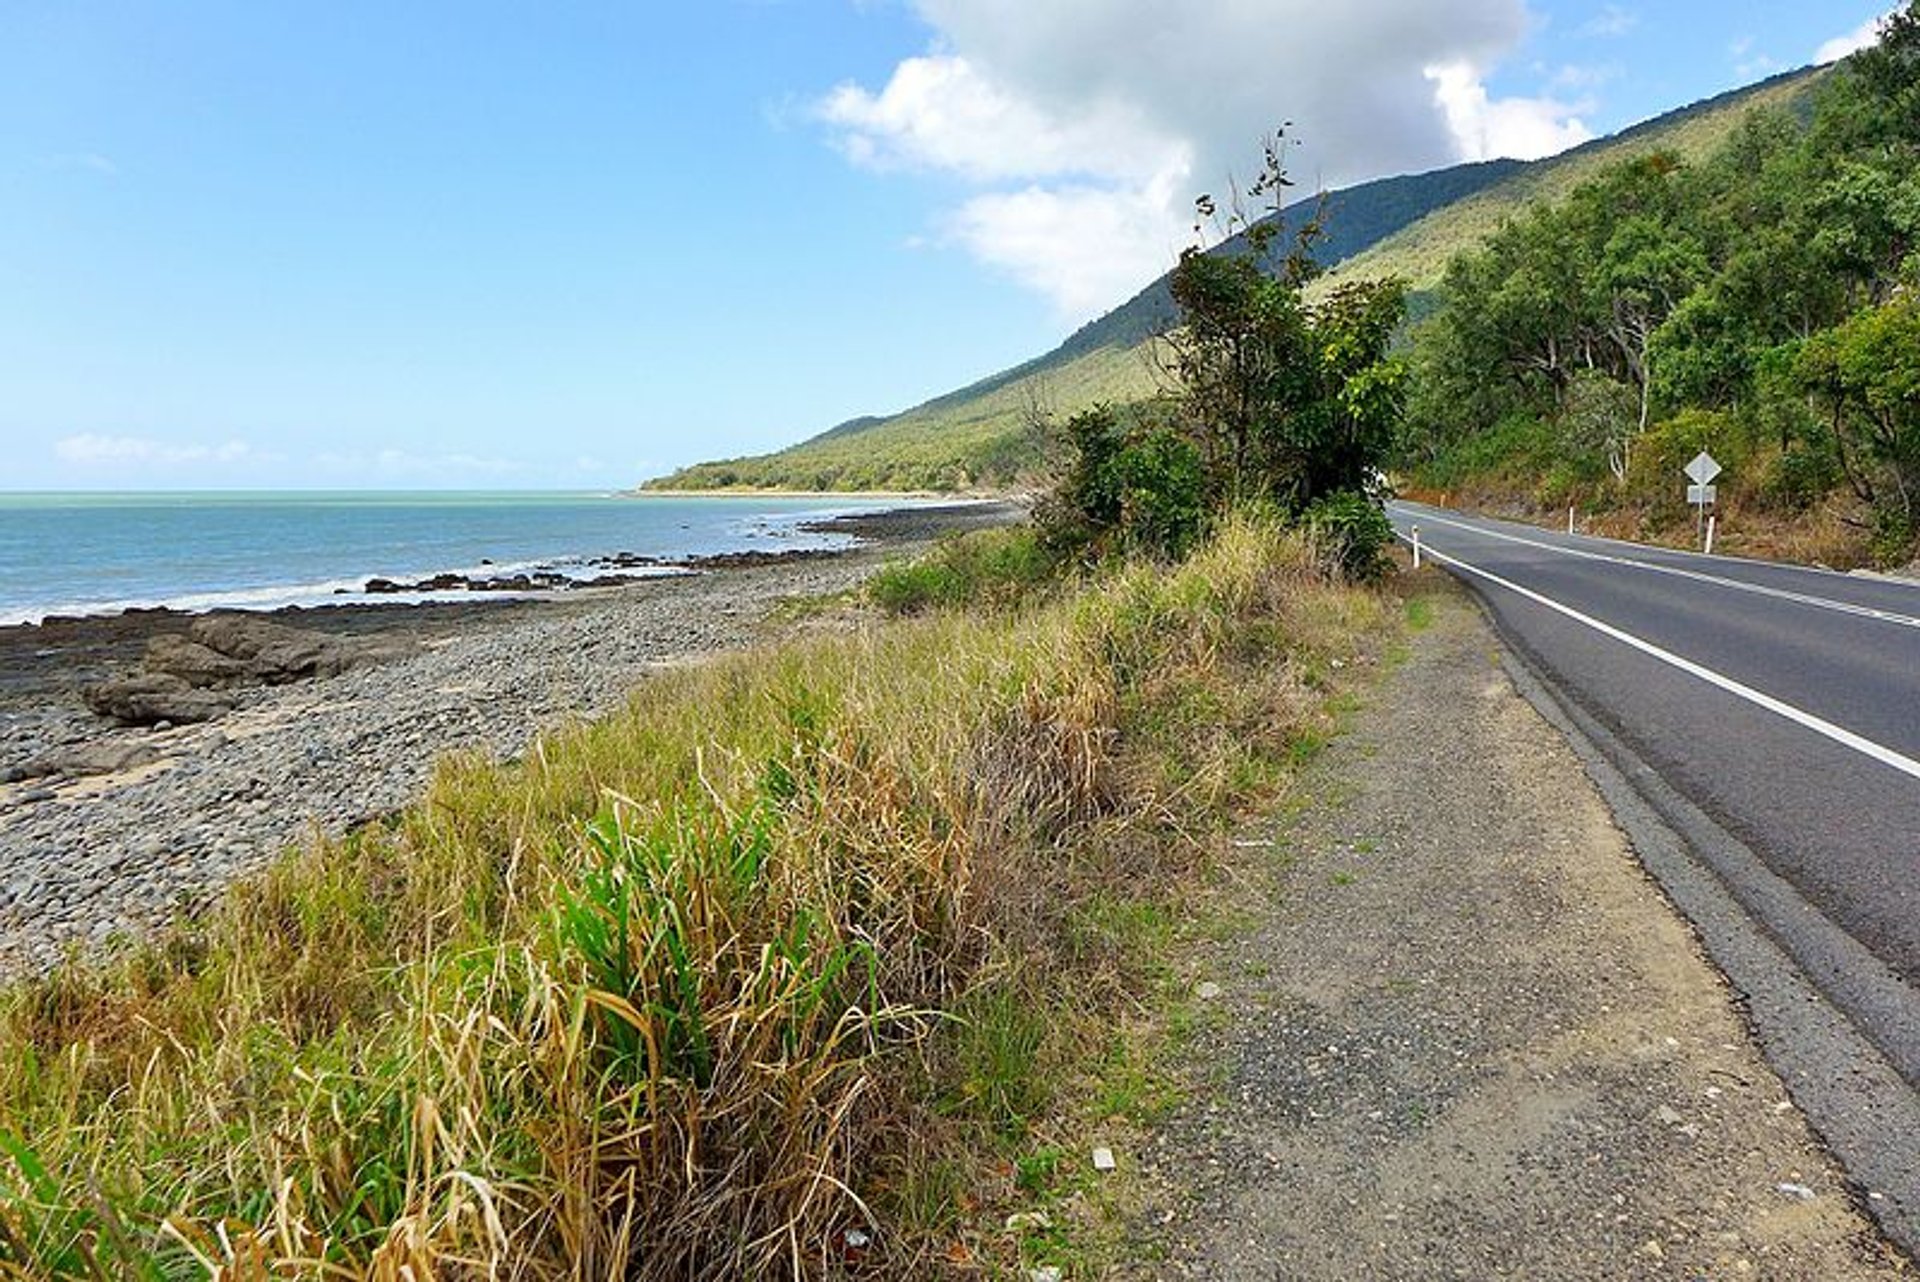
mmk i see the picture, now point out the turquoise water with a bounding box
[0,491,924,624]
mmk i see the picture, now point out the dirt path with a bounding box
[1125,584,1908,1278]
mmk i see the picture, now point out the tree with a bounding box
[1164,129,1406,511]
[1793,296,1920,560]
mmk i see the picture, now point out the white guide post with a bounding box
[1412,525,1422,569]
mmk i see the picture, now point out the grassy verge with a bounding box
[0,514,1385,1279]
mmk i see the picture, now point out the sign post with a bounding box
[1684,451,1721,548]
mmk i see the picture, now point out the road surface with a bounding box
[1391,499,1920,1251]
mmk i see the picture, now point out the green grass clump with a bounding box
[868,525,1057,616]
[0,513,1384,1279]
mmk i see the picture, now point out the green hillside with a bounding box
[650,65,1826,494]
[1399,17,1920,567]
[1314,67,1823,298]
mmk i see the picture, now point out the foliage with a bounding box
[1036,406,1209,562]
[867,525,1058,614]
[1403,5,1920,557]
[1303,490,1396,582]
[1036,133,1406,573]
[1792,295,1920,561]
[1164,140,1408,514]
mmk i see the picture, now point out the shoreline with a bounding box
[0,500,1021,977]
[0,495,981,629]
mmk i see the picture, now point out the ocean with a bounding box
[0,491,929,625]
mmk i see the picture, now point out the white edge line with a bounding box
[1395,505,1920,631]
[1407,535,1920,783]
[1392,499,1920,589]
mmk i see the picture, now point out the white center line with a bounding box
[1397,507,1920,631]
[1406,535,1920,783]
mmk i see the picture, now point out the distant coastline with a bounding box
[0,490,943,626]
[628,486,991,499]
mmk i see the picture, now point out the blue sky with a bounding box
[0,1,1894,490]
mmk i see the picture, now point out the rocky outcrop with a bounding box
[83,673,235,726]
[184,615,410,682]
[7,739,163,782]
[143,635,255,687]
[84,616,417,725]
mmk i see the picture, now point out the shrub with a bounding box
[869,525,1057,615]
[1038,407,1208,562]
[1303,490,1395,582]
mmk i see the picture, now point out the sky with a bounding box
[0,1,1897,491]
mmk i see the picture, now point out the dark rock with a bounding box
[144,634,255,687]
[28,740,163,779]
[83,674,234,726]
[187,615,411,681]
[594,551,663,569]
[364,578,406,594]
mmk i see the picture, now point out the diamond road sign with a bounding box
[1685,451,1722,486]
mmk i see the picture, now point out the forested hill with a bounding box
[649,64,1824,494]
[1403,10,1920,569]
[797,157,1526,454]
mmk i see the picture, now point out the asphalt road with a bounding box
[1390,500,1920,1244]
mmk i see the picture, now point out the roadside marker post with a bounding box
[1568,506,1576,535]
[1705,515,1717,556]
[1685,451,1722,549]
[1412,525,1422,569]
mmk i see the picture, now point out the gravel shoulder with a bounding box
[0,501,1018,978]
[1126,579,1908,1278]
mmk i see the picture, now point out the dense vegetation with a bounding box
[1404,7,1920,564]
[1022,135,1404,581]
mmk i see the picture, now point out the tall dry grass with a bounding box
[0,514,1383,1279]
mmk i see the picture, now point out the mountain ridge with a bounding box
[650,63,1826,493]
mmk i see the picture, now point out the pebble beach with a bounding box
[0,502,1018,977]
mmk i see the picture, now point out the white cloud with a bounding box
[1427,62,1595,163]
[1729,36,1781,81]
[39,152,118,176]
[55,433,253,465]
[1546,62,1622,92]
[307,448,528,480]
[373,448,521,477]
[1817,11,1893,64]
[1577,5,1638,38]
[819,1,1591,322]
[947,179,1191,321]
[820,55,1181,184]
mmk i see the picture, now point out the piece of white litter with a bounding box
[1775,1182,1817,1202]
[1231,838,1274,848]
[1031,1268,1064,1282]
[1196,981,1223,1001]
[1092,1146,1117,1172]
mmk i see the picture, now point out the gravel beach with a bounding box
[0,501,1019,978]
